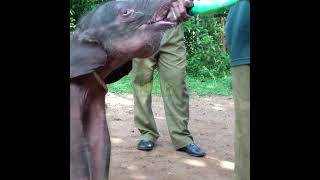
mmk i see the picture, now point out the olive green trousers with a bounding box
[132,25,193,149]
[232,65,250,180]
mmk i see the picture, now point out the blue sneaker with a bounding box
[137,140,154,151]
[178,143,206,157]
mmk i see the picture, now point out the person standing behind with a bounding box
[225,0,250,179]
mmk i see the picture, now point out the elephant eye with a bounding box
[121,9,133,17]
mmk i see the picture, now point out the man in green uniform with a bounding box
[131,0,205,157]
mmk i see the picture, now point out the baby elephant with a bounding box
[70,0,181,179]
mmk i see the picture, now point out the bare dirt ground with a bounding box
[106,93,235,180]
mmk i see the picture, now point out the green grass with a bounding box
[186,75,232,96]
[107,71,232,96]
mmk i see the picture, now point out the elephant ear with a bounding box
[70,9,112,79]
[104,61,132,84]
[70,36,108,79]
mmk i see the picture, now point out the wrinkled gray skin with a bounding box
[70,0,178,180]
[70,0,177,78]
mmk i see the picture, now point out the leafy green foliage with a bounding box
[70,0,105,21]
[183,14,230,80]
[70,10,76,32]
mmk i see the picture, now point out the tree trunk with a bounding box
[221,17,226,51]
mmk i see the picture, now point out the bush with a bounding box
[70,0,105,21]
[183,14,230,80]
[70,10,76,32]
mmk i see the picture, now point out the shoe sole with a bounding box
[137,147,153,151]
[188,153,205,157]
[177,149,205,157]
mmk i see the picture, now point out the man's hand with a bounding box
[167,0,194,23]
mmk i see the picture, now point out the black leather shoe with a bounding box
[137,140,154,151]
[178,143,205,157]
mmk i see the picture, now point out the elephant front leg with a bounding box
[70,86,92,180]
[84,89,110,180]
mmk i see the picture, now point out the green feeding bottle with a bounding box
[188,0,239,16]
